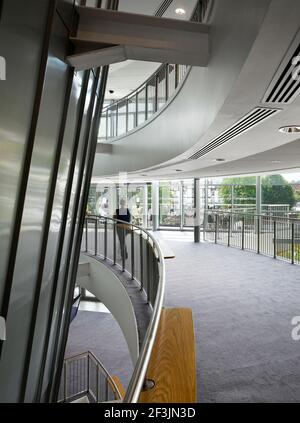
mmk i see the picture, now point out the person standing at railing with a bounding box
[114,199,131,260]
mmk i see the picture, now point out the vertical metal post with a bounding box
[180,181,184,231]
[175,64,179,88]
[113,222,116,265]
[242,217,245,250]
[96,366,99,403]
[104,218,107,259]
[135,93,138,127]
[105,378,109,402]
[256,176,262,216]
[85,219,88,252]
[94,219,97,256]
[215,214,218,244]
[64,362,67,402]
[257,216,260,254]
[140,232,144,291]
[145,84,148,120]
[122,226,125,272]
[125,99,129,133]
[116,103,119,137]
[131,226,135,280]
[155,74,158,112]
[228,215,231,247]
[292,221,295,265]
[152,181,159,231]
[165,64,169,102]
[194,178,201,243]
[273,220,277,259]
[146,237,150,304]
[87,355,90,395]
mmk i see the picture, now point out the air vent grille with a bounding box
[155,0,174,17]
[188,107,280,161]
[263,32,300,104]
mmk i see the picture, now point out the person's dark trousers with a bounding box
[117,225,128,260]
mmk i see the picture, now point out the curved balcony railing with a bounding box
[204,210,300,265]
[99,0,213,142]
[81,215,165,403]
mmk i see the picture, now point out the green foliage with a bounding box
[219,175,296,208]
[262,175,295,207]
[219,177,256,205]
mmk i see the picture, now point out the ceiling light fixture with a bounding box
[175,8,186,15]
[175,169,183,172]
[214,158,226,162]
[271,160,282,164]
[279,125,300,134]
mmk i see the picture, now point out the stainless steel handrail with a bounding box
[83,215,166,403]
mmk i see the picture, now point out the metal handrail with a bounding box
[83,214,166,403]
[205,209,300,221]
[99,0,211,141]
[204,209,300,266]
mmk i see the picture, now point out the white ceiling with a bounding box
[105,0,198,101]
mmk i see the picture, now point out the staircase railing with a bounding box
[82,215,165,403]
[58,351,122,403]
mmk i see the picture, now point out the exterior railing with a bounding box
[99,0,212,141]
[204,210,300,265]
[82,215,165,403]
[58,351,122,403]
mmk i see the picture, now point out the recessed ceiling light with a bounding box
[175,169,183,172]
[271,160,281,164]
[279,126,300,134]
[175,8,186,15]
[214,158,226,162]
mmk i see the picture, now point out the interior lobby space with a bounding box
[2,0,300,407]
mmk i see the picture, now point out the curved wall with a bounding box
[93,0,272,177]
[77,255,139,365]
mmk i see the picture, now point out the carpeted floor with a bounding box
[160,232,300,403]
[65,309,133,389]
[66,232,300,402]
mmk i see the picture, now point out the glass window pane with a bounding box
[98,112,107,140]
[147,77,156,118]
[157,68,166,110]
[183,181,195,227]
[159,182,181,227]
[168,64,176,97]
[107,106,117,139]
[117,100,127,136]
[128,95,136,131]
[137,88,146,125]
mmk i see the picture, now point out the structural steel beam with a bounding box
[68,7,210,70]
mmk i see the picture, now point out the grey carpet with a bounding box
[65,310,133,389]
[160,232,300,403]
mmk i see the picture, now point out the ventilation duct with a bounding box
[155,0,174,17]
[263,31,300,104]
[188,107,280,161]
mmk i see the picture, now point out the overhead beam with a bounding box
[67,6,210,70]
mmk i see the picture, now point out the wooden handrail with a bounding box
[139,308,196,403]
